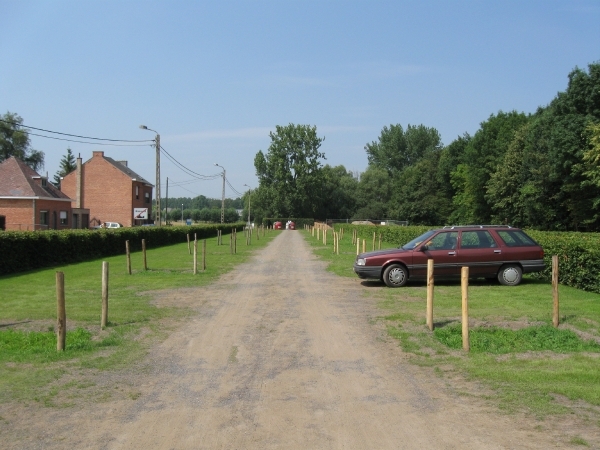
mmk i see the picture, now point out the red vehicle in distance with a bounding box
[274,221,282,230]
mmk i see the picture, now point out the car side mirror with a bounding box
[418,245,428,252]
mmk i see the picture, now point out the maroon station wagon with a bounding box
[353,225,545,287]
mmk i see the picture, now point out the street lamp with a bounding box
[244,184,252,228]
[181,203,184,223]
[139,125,161,226]
[214,163,225,224]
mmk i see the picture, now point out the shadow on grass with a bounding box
[0,321,32,328]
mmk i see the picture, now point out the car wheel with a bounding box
[497,264,522,286]
[383,264,408,287]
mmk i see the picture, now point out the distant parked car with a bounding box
[286,221,295,230]
[353,225,545,287]
[104,222,123,229]
[274,221,282,230]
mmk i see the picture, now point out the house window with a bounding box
[145,192,150,204]
[136,186,139,199]
[60,211,68,225]
[40,211,48,226]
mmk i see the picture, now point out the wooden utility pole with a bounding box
[56,272,66,351]
[203,239,207,271]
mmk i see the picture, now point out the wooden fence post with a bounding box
[234,228,237,254]
[356,237,360,255]
[142,239,147,271]
[553,255,560,328]
[372,232,376,251]
[203,239,207,271]
[56,271,66,351]
[187,234,191,254]
[125,240,131,275]
[462,267,470,352]
[193,237,198,275]
[426,259,434,331]
[101,261,109,329]
[230,228,233,254]
[378,233,381,250]
[362,239,366,254]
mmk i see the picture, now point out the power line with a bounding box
[160,145,221,181]
[25,131,150,147]
[226,178,244,197]
[0,118,153,143]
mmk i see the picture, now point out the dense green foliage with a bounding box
[0,223,245,275]
[250,63,600,230]
[168,207,240,223]
[0,111,45,171]
[253,124,327,220]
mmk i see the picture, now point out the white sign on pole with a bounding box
[134,208,148,219]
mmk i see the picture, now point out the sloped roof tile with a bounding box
[0,157,72,199]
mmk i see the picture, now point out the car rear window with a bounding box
[497,230,537,247]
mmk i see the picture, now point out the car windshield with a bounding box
[401,230,437,250]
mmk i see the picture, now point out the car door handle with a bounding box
[494,250,501,253]
[448,251,456,256]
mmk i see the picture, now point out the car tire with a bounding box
[383,264,408,287]
[497,264,522,286]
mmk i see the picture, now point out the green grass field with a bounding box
[0,228,278,405]
[303,227,600,422]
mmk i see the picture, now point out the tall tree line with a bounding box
[251,62,600,230]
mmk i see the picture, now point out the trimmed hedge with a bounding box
[0,223,245,276]
[334,224,600,294]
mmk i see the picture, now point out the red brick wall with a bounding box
[0,198,72,231]
[62,152,153,227]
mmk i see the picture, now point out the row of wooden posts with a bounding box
[306,224,562,353]
[54,226,272,351]
[305,223,383,256]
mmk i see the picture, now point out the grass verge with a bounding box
[302,227,600,422]
[0,228,278,405]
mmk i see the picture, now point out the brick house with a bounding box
[0,156,75,231]
[61,151,153,227]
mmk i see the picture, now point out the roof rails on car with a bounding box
[442,225,513,229]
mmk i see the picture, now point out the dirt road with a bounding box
[2,231,588,448]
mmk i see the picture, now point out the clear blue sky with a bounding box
[1,0,599,200]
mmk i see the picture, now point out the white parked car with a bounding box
[104,222,123,228]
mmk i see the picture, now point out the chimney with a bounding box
[92,151,104,158]
[76,154,82,209]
